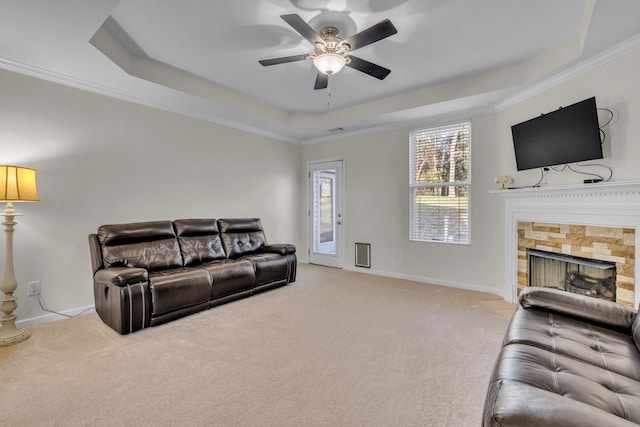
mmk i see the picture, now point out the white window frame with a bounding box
[409,122,471,244]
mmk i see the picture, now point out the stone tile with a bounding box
[580,246,612,256]
[533,222,559,228]
[533,224,561,233]
[616,278,635,288]
[564,236,591,246]
[536,244,560,252]
[624,233,636,246]
[517,259,527,271]
[592,242,610,249]
[518,222,533,230]
[591,253,627,264]
[586,226,624,239]
[518,238,538,250]
[616,288,635,307]
[609,244,635,259]
[562,244,572,254]
[573,236,618,246]
[569,225,587,235]
[618,263,635,278]
[572,250,594,259]
[524,230,549,240]
[517,273,527,286]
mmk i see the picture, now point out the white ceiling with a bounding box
[1,0,640,143]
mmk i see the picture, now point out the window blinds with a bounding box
[409,122,470,243]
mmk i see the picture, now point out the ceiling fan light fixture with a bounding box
[313,53,347,75]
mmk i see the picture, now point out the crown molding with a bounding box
[0,58,299,144]
[494,34,640,111]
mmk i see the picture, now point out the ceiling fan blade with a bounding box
[314,72,329,90]
[281,14,324,47]
[342,19,397,51]
[345,55,391,80]
[259,54,309,66]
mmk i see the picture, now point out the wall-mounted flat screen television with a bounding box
[511,97,602,171]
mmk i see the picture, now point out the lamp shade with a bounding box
[313,53,347,75]
[0,165,39,202]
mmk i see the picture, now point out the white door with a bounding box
[309,160,343,268]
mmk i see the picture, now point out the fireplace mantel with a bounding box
[490,180,640,199]
[491,180,640,305]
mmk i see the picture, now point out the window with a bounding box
[410,122,470,243]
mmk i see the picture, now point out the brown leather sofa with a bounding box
[483,286,640,426]
[89,218,296,335]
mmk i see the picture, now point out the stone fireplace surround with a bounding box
[517,222,634,306]
[493,180,640,307]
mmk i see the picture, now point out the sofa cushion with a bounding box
[241,253,289,285]
[98,221,182,270]
[218,218,266,258]
[262,244,296,255]
[484,376,640,427]
[487,343,640,425]
[198,259,255,299]
[504,307,640,382]
[174,218,227,265]
[148,268,212,316]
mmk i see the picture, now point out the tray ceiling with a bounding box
[1,1,640,143]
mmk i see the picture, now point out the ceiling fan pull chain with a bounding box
[327,84,331,108]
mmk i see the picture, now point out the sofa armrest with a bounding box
[519,286,636,331]
[94,267,149,287]
[261,244,296,255]
[88,233,104,274]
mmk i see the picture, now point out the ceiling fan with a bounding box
[259,14,397,90]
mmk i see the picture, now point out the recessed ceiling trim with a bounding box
[495,33,640,111]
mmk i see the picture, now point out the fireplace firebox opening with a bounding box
[527,248,617,302]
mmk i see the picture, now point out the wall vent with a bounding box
[355,243,371,268]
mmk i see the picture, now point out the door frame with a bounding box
[307,159,344,268]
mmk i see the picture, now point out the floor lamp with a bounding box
[0,165,39,347]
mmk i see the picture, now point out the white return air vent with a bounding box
[355,243,371,268]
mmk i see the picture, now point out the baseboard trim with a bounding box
[17,305,95,328]
[342,265,506,300]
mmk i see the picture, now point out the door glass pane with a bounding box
[314,170,336,254]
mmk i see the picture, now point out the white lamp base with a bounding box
[0,324,29,347]
[0,202,30,347]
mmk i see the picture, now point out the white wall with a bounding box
[495,49,640,186]
[3,45,639,326]
[301,115,504,295]
[0,69,303,324]
[302,47,640,297]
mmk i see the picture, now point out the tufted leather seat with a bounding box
[504,308,640,382]
[483,287,640,426]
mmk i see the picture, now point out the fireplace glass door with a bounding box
[527,249,616,302]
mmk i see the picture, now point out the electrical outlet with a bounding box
[28,281,41,297]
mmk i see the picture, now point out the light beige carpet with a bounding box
[0,264,515,426]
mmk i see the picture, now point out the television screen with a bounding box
[511,97,602,171]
